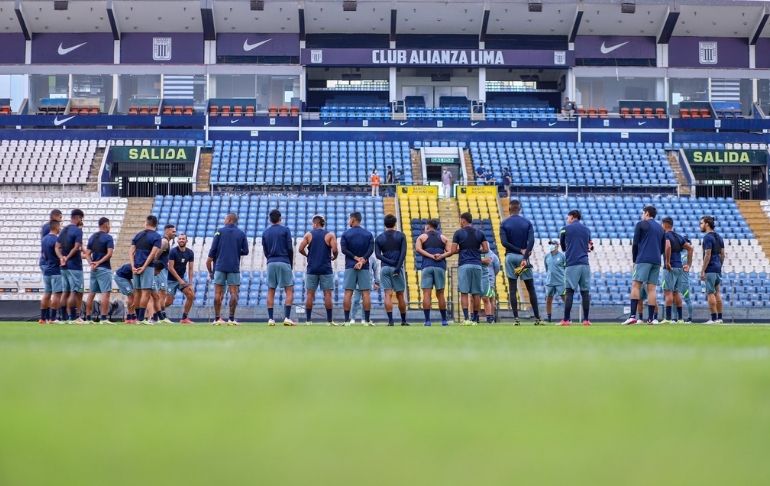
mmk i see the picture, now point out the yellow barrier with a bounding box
[457,185,498,196]
[398,185,438,197]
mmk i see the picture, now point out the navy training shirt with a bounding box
[420,230,447,270]
[665,231,688,269]
[500,215,534,257]
[632,219,665,265]
[262,224,294,266]
[131,229,162,268]
[703,232,724,274]
[115,264,133,280]
[208,224,249,273]
[375,230,407,269]
[452,226,487,266]
[58,224,83,271]
[560,221,591,267]
[87,231,114,269]
[39,221,51,266]
[306,228,333,275]
[41,233,61,276]
[340,226,374,270]
[168,247,195,281]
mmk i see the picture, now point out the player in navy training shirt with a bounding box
[415,218,451,326]
[340,211,375,325]
[55,209,85,322]
[625,205,666,325]
[167,233,196,324]
[262,209,296,326]
[375,214,408,326]
[84,217,115,323]
[559,209,594,326]
[661,217,694,323]
[40,209,62,273]
[451,212,489,325]
[700,215,725,324]
[298,215,338,325]
[40,220,62,323]
[500,199,541,325]
[206,213,249,325]
[129,215,163,324]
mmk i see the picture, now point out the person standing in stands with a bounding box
[385,165,395,196]
[40,220,62,324]
[298,215,338,326]
[441,168,453,199]
[624,205,665,325]
[263,209,296,326]
[660,217,694,324]
[502,168,513,201]
[500,199,542,325]
[559,209,593,326]
[56,209,85,323]
[370,169,381,197]
[415,219,451,326]
[84,217,115,324]
[451,212,489,325]
[207,213,249,325]
[341,211,375,326]
[167,233,196,325]
[375,214,408,326]
[700,215,725,324]
[40,209,62,273]
[130,215,162,325]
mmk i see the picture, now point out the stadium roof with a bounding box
[0,0,768,39]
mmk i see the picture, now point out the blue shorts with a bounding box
[420,267,446,290]
[705,273,722,295]
[114,275,134,296]
[662,268,688,294]
[458,264,483,295]
[344,268,372,291]
[43,274,63,294]
[90,267,112,294]
[214,271,240,287]
[132,268,154,290]
[306,273,334,292]
[61,269,84,293]
[505,253,533,280]
[565,265,591,292]
[633,263,661,285]
[546,285,565,298]
[153,269,168,292]
[267,262,293,289]
[380,266,406,292]
[167,280,191,297]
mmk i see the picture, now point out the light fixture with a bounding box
[621,2,636,14]
[343,1,357,12]
[250,0,264,11]
[54,0,68,11]
[528,2,542,13]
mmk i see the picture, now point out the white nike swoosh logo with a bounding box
[230,119,240,124]
[53,116,75,126]
[323,121,333,126]
[58,42,87,55]
[399,122,408,126]
[243,39,271,52]
[600,41,629,54]
[638,121,646,126]
[548,122,557,126]
[471,122,479,126]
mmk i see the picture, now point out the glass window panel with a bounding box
[118,74,161,113]
[576,76,660,112]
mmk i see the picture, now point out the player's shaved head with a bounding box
[567,209,581,220]
[427,218,440,230]
[146,215,158,228]
[700,215,715,230]
[50,209,62,220]
[312,215,326,227]
[643,205,657,219]
[71,209,84,221]
[269,209,281,224]
[662,217,674,228]
[460,212,473,224]
[349,212,362,223]
[509,199,521,214]
[98,217,110,228]
[178,233,188,246]
[49,219,61,232]
[384,214,397,229]
[226,213,238,224]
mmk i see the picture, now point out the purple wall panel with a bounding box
[31,33,114,64]
[668,37,748,68]
[574,36,656,59]
[217,33,299,57]
[121,33,204,64]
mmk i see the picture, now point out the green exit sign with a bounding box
[427,157,458,165]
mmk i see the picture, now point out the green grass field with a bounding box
[2,322,770,486]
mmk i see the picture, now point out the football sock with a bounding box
[462,308,469,320]
[524,279,540,319]
[471,311,479,322]
[581,291,590,320]
[182,313,188,319]
[326,308,333,323]
[41,308,48,320]
[400,312,407,324]
[386,311,393,324]
[364,310,371,322]
[508,278,519,318]
[717,312,723,320]
[629,299,639,318]
[423,309,431,321]
[676,306,683,320]
[284,305,292,319]
[564,289,574,321]
[344,310,350,321]
[486,315,494,323]
[711,313,717,321]
[665,306,672,320]
[648,305,656,321]
[267,308,274,320]
[439,309,447,322]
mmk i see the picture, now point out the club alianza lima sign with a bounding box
[372,49,505,65]
[685,149,768,165]
[111,147,197,163]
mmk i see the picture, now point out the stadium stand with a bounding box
[0,99,13,115]
[0,196,127,293]
[37,98,67,115]
[469,141,677,188]
[208,99,257,117]
[485,105,557,120]
[0,140,97,186]
[210,140,413,186]
[126,99,160,115]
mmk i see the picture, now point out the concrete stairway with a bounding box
[667,151,692,196]
[410,149,423,184]
[84,147,106,193]
[463,149,475,184]
[737,200,770,261]
[113,198,155,265]
[195,151,213,192]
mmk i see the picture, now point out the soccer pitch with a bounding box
[2,323,770,486]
